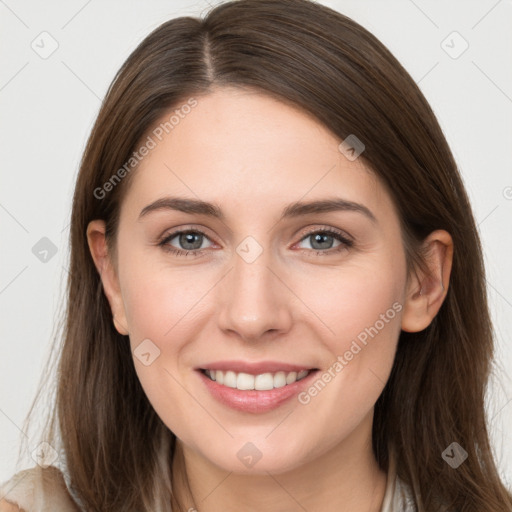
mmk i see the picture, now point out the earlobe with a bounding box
[401,230,453,333]
[86,220,129,336]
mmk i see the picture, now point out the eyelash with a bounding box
[157,226,354,258]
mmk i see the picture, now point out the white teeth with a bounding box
[273,371,287,388]
[203,369,312,390]
[255,373,274,390]
[286,371,297,384]
[237,372,255,390]
[223,371,237,388]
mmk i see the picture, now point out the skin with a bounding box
[87,87,453,511]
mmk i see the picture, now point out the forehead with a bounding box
[122,87,391,221]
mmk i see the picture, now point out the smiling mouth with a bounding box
[200,368,316,391]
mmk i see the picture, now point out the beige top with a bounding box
[0,455,414,511]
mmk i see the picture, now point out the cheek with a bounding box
[121,238,405,367]
[118,261,213,436]
[292,251,405,422]
[119,251,212,345]
[298,256,404,351]
[118,251,218,394]
[293,252,405,410]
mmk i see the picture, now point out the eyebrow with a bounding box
[138,196,377,224]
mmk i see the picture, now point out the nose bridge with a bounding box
[217,237,292,340]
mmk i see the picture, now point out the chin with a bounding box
[195,438,312,476]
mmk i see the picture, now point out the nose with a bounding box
[217,244,293,342]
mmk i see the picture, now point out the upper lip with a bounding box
[197,360,318,375]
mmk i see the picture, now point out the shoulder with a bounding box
[0,465,80,512]
[0,499,23,511]
[381,449,416,512]
[394,475,416,511]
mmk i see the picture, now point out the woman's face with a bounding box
[99,87,412,474]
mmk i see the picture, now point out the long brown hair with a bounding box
[15,0,511,510]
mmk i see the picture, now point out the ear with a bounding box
[86,220,129,335]
[401,230,453,333]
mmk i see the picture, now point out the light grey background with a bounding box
[1,0,511,489]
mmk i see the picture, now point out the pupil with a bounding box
[312,233,332,250]
[180,232,202,250]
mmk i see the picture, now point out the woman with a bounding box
[1,0,511,510]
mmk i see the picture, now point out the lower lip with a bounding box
[197,369,319,413]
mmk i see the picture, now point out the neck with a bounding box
[171,414,388,512]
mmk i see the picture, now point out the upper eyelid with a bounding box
[298,225,352,241]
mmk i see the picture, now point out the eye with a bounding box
[158,229,214,256]
[295,227,353,254]
[158,226,354,258]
